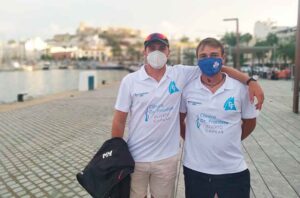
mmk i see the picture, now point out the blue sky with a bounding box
[0,0,298,40]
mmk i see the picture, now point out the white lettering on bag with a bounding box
[102,150,113,159]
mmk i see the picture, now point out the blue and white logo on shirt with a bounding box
[224,97,237,111]
[194,113,229,133]
[168,81,179,94]
[144,104,174,122]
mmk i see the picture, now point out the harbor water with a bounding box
[0,69,129,104]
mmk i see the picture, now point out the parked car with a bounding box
[270,67,291,80]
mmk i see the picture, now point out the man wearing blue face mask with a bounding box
[180,37,257,198]
[111,33,262,198]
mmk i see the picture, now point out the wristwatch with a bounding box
[246,77,257,85]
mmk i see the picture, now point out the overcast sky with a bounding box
[0,0,298,41]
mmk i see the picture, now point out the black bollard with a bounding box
[17,93,27,102]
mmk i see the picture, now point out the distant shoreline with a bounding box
[0,82,120,112]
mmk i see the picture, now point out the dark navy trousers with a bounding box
[183,166,250,198]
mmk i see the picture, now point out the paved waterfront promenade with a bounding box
[0,79,300,198]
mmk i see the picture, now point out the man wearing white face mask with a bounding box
[111,33,264,198]
[146,49,168,69]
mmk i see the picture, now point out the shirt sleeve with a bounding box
[114,75,132,112]
[174,65,200,87]
[241,85,258,119]
[180,92,187,113]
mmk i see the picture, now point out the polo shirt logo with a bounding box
[168,81,179,94]
[145,108,149,122]
[224,97,237,111]
[144,104,174,122]
[134,92,149,97]
[188,100,202,106]
[196,116,201,128]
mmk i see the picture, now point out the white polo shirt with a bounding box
[115,65,200,162]
[180,74,257,174]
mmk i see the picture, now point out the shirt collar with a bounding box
[138,65,172,81]
[195,73,235,91]
[221,73,235,90]
[138,65,149,80]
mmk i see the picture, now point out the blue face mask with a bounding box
[197,57,223,77]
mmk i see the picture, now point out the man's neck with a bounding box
[145,64,166,82]
[200,73,225,93]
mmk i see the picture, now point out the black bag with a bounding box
[76,137,135,198]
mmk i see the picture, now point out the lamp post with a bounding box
[293,0,300,113]
[223,18,240,70]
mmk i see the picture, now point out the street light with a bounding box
[293,0,300,113]
[223,18,240,70]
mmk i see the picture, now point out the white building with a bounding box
[273,26,297,44]
[254,20,275,40]
[1,40,26,63]
[254,20,296,43]
[24,37,48,61]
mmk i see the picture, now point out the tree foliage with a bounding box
[240,33,252,46]
[266,33,278,46]
[221,32,253,66]
[277,36,296,64]
[221,31,296,65]
[183,49,196,65]
[221,32,237,46]
[180,36,190,43]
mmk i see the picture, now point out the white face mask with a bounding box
[146,50,168,69]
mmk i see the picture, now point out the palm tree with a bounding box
[240,33,253,65]
[221,32,236,46]
[266,33,279,64]
[278,36,296,64]
[266,33,278,46]
[240,33,253,46]
[254,41,268,64]
[221,32,251,67]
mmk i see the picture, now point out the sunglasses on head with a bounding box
[145,33,167,42]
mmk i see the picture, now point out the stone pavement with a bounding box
[0,80,299,198]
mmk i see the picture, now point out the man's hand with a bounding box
[248,81,264,110]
